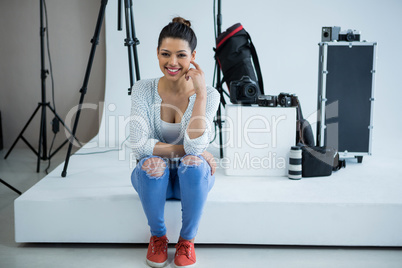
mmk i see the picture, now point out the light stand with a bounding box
[4,0,79,173]
[61,0,140,177]
[214,0,228,158]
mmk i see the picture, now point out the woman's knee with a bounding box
[179,155,208,179]
[141,156,167,178]
[181,155,203,167]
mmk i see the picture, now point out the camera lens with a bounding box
[244,85,257,98]
[345,30,355,41]
[346,33,354,41]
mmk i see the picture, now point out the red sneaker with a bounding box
[146,235,169,267]
[174,240,196,267]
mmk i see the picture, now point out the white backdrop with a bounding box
[90,0,402,157]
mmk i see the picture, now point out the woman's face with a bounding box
[157,37,196,82]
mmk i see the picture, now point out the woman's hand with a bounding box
[201,150,217,175]
[186,60,207,97]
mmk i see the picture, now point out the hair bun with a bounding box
[172,17,191,28]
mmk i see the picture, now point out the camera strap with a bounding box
[295,97,315,147]
[245,31,264,95]
[295,97,305,144]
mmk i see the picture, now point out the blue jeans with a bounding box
[131,154,215,240]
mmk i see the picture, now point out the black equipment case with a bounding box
[316,41,377,163]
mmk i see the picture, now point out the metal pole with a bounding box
[215,0,224,158]
[37,0,49,171]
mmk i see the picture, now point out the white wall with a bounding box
[101,0,402,156]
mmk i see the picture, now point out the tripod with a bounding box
[61,0,140,177]
[4,0,79,173]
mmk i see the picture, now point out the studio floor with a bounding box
[1,148,402,268]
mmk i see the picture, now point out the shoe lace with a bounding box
[152,236,169,254]
[175,241,192,257]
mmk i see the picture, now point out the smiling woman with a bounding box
[129,17,220,268]
[157,38,195,81]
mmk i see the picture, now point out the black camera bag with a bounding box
[215,23,264,95]
[298,144,336,177]
[295,97,345,177]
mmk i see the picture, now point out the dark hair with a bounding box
[158,17,197,52]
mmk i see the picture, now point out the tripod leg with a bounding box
[0,178,22,195]
[49,139,69,159]
[46,104,82,146]
[4,104,41,159]
[46,103,82,159]
[62,0,108,177]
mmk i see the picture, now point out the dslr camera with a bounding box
[257,95,277,107]
[278,92,296,107]
[257,92,298,107]
[322,26,361,42]
[230,76,260,105]
[338,29,361,42]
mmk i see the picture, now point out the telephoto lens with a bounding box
[288,146,302,180]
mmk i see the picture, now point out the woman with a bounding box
[130,17,220,268]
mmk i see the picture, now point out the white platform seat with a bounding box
[223,105,296,177]
[14,143,402,246]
